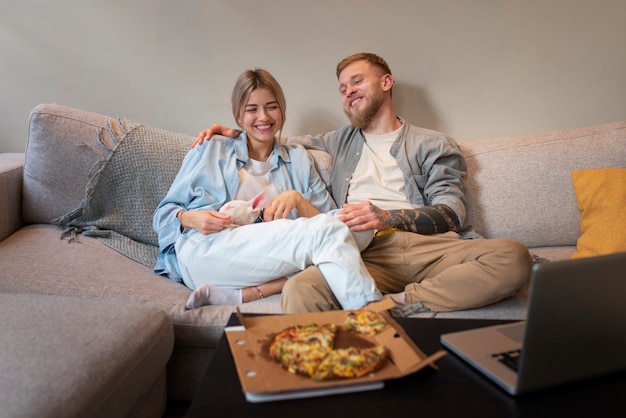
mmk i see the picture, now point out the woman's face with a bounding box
[238,87,283,145]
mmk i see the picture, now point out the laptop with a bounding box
[440,251,626,395]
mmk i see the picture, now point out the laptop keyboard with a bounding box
[491,349,522,372]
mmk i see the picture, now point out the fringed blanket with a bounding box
[53,120,193,268]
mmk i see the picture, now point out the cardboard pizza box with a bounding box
[225,299,447,402]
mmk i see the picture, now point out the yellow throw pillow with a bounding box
[571,168,626,259]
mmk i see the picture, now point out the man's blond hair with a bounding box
[336,52,392,78]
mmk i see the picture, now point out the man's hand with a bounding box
[336,201,388,232]
[182,210,233,234]
[192,124,240,148]
[338,201,460,235]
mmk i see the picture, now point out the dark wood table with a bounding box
[187,315,626,417]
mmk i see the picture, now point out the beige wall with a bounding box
[1,0,625,152]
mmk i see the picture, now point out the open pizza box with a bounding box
[225,299,447,402]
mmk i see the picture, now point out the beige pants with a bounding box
[281,231,533,313]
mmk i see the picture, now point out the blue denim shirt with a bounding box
[153,132,336,282]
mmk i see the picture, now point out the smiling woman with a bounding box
[152,68,383,311]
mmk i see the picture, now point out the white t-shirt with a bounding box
[347,125,414,210]
[235,158,278,204]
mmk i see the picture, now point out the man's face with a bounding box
[338,60,386,129]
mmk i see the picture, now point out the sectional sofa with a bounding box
[1,103,624,415]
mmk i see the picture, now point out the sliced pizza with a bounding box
[312,345,389,381]
[269,323,337,377]
[343,309,389,335]
[268,312,394,381]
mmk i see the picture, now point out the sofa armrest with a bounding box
[0,153,25,242]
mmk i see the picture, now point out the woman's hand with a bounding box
[192,124,240,148]
[180,209,233,234]
[263,191,321,221]
[263,191,301,221]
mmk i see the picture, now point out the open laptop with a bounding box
[440,251,626,395]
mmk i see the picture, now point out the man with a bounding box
[195,52,532,315]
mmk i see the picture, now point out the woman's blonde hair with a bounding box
[231,69,286,132]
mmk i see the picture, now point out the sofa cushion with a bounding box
[24,104,131,224]
[0,293,173,418]
[571,168,626,259]
[460,121,626,247]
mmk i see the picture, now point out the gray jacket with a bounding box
[288,117,480,238]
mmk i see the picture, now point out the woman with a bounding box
[153,69,381,310]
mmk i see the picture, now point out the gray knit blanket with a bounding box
[53,122,192,268]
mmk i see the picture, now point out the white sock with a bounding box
[186,285,242,309]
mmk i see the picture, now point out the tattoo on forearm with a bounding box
[377,204,460,235]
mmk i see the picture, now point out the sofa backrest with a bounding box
[24,104,626,249]
[460,121,626,247]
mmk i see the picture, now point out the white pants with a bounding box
[326,209,374,252]
[175,213,381,310]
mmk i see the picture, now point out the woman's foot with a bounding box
[186,284,242,309]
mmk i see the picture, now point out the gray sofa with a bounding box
[1,103,625,412]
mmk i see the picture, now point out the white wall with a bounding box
[1,0,625,153]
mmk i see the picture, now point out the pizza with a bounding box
[343,309,389,335]
[269,323,337,377]
[312,345,389,381]
[268,311,390,381]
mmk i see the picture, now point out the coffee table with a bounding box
[187,315,626,417]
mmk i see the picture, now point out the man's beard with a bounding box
[344,91,384,129]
